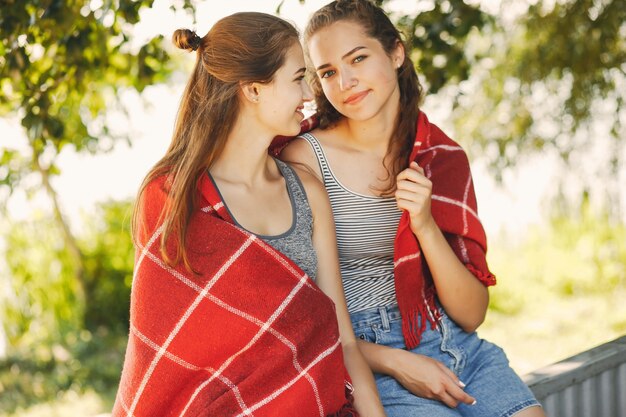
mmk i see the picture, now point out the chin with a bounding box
[341,108,378,122]
[278,124,301,137]
[290,119,303,134]
[333,102,377,121]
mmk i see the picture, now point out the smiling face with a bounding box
[307,20,404,122]
[255,42,312,136]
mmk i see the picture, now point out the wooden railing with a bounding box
[523,335,626,417]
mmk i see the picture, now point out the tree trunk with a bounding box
[32,149,87,309]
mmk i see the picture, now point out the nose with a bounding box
[339,68,356,91]
[301,80,314,102]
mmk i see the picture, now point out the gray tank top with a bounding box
[210,159,317,280]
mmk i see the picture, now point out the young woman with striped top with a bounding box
[281,1,545,417]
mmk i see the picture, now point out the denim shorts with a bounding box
[350,305,541,417]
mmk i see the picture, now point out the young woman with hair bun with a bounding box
[112,12,384,417]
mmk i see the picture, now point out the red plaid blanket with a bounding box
[112,172,355,417]
[394,111,496,349]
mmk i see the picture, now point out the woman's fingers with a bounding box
[395,198,425,215]
[395,172,431,204]
[395,188,428,203]
[409,161,424,175]
[438,391,460,409]
[439,364,463,387]
[396,178,429,194]
[397,165,431,188]
[445,381,476,406]
[392,350,477,408]
[436,364,476,406]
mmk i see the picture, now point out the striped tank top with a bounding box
[301,133,401,313]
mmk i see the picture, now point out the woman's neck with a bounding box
[210,118,276,187]
[340,88,401,153]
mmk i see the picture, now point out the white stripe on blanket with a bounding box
[417,144,464,154]
[394,252,421,268]
[432,194,480,221]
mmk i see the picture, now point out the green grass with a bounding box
[479,215,626,375]
[479,288,626,376]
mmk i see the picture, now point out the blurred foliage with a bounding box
[3,214,81,346]
[452,0,625,175]
[0,327,126,415]
[488,197,626,316]
[80,200,134,332]
[0,0,192,180]
[1,199,134,414]
[3,200,134,349]
[481,197,626,373]
[394,0,492,94]
[0,0,193,333]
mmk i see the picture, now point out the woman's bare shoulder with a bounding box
[280,135,313,161]
[289,162,330,216]
[280,131,321,179]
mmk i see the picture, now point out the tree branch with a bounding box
[31,148,87,310]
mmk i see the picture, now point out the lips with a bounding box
[344,90,369,105]
[295,105,304,119]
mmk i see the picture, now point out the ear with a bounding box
[391,40,405,69]
[240,81,261,103]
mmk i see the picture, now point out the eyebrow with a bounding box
[292,67,306,79]
[315,46,366,71]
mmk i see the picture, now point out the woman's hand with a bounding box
[395,161,436,237]
[389,349,476,408]
[395,161,489,331]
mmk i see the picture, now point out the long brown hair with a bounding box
[305,0,423,194]
[132,12,300,271]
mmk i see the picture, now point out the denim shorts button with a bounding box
[359,334,365,340]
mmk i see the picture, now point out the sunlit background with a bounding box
[1,0,625,415]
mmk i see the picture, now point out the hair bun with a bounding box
[172,28,203,52]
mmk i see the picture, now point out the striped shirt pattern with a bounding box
[301,133,401,314]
